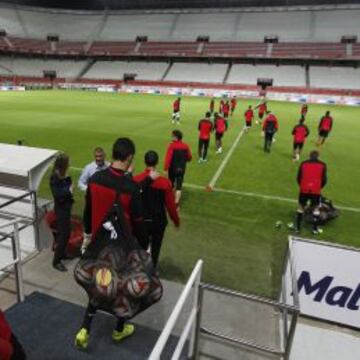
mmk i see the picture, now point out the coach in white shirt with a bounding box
[78,147,109,191]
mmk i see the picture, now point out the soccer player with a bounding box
[262,111,278,153]
[172,97,181,124]
[219,98,224,114]
[209,98,215,114]
[198,112,213,162]
[244,105,254,132]
[291,150,327,235]
[134,151,180,267]
[214,112,228,154]
[255,101,267,124]
[164,130,192,206]
[292,118,310,161]
[317,111,333,146]
[222,101,230,119]
[75,138,150,349]
[230,96,237,116]
[301,103,308,118]
[78,147,109,191]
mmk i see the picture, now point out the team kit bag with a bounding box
[74,194,163,320]
[305,197,340,225]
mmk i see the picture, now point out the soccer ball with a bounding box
[124,272,151,299]
[94,267,116,299]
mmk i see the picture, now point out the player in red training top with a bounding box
[219,98,224,114]
[134,150,179,267]
[209,98,215,114]
[198,112,213,162]
[262,111,278,153]
[164,130,192,205]
[214,112,228,154]
[222,101,230,120]
[230,96,237,116]
[289,150,327,235]
[255,101,267,124]
[172,97,181,124]
[301,103,308,118]
[292,117,310,161]
[317,111,333,146]
[244,105,254,132]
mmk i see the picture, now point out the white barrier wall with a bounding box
[285,237,360,329]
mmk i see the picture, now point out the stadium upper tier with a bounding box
[0,5,360,42]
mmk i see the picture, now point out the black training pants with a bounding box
[53,204,71,265]
[146,222,166,267]
[198,139,210,159]
[264,132,274,153]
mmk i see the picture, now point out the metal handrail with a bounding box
[148,259,203,360]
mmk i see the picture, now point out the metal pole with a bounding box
[284,311,299,360]
[32,191,41,251]
[192,285,204,360]
[13,221,25,303]
[188,261,203,359]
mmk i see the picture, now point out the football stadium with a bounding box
[0,1,360,359]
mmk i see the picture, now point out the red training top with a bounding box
[219,100,224,113]
[292,124,310,144]
[173,99,180,112]
[164,140,192,171]
[301,104,308,115]
[297,159,327,195]
[319,116,333,132]
[245,109,254,122]
[258,103,267,114]
[222,103,230,115]
[215,116,228,134]
[230,98,237,110]
[209,99,215,111]
[262,113,279,132]
[198,118,213,140]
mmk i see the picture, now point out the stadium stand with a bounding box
[0,57,86,78]
[0,6,24,36]
[164,63,228,83]
[85,61,169,80]
[309,66,360,90]
[227,64,306,87]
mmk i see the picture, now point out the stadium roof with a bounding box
[2,0,360,10]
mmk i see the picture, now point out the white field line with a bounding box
[208,128,246,189]
[184,183,360,214]
[71,167,360,213]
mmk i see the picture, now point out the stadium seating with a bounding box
[309,66,360,90]
[0,57,86,78]
[165,63,228,83]
[85,61,169,80]
[227,64,306,87]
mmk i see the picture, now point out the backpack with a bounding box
[74,191,163,319]
[304,197,340,225]
[265,119,276,134]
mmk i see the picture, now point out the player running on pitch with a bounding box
[255,101,267,124]
[317,111,333,146]
[198,112,213,162]
[209,98,215,114]
[244,105,254,132]
[263,111,278,153]
[301,103,308,118]
[172,97,181,124]
[289,150,327,235]
[164,130,192,206]
[219,98,224,115]
[292,117,310,161]
[230,96,237,116]
[222,101,230,121]
[214,112,228,154]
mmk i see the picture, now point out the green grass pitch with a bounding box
[0,90,359,298]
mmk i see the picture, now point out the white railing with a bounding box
[149,259,203,360]
[0,218,25,303]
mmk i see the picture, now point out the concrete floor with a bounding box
[0,249,283,360]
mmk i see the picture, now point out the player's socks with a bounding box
[75,328,89,350]
[112,324,135,342]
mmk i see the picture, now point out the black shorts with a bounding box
[168,170,184,191]
[223,113,229,119]
[259,112,265,119]
[245,121,252,128]
[299,193,321,208]
[293,142,304,150]
[215,132,224,140]
[319,130,329,138]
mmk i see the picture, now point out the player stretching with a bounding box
[214,112,228,154]
[172,97,181,124]
[164,130,192,206]
[230,96,237,116]
[222,101,230,121]
[292,118,310,161]
[244,105,254,132]
[198,112,213,163]
[290,150,327,235]
[209,98,215,114]
[301,103,308,118]
[255,101,267,124]
[317,111,333,146]
[263,111,278,153]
